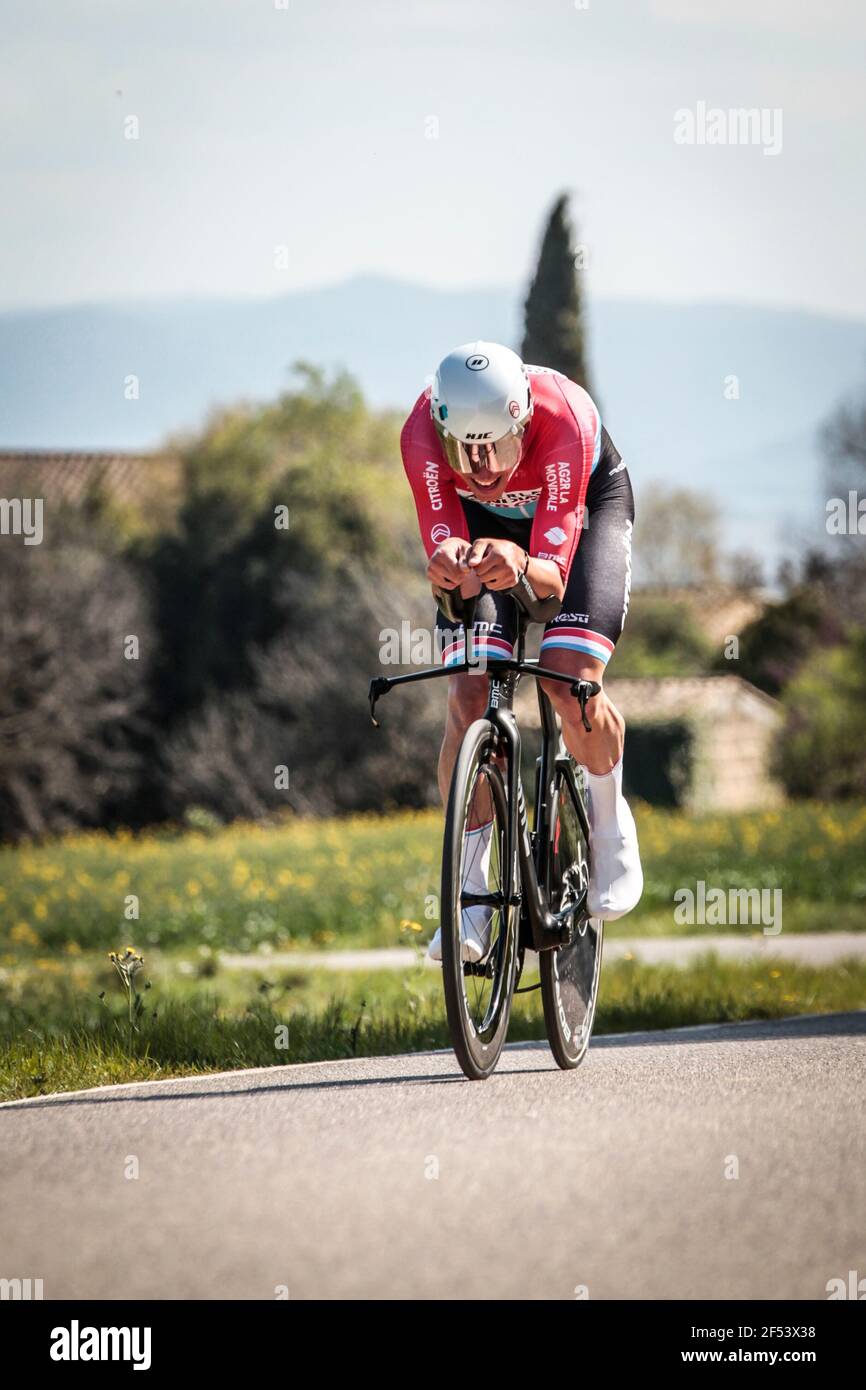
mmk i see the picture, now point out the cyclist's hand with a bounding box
[427,536,471,590]
[467,539,526,590]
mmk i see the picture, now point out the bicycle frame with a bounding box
[368,599,596,953]
[531,667,594,937]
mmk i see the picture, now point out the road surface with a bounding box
[2,1012,864,1300]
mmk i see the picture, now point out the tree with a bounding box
[774,630,866,798]
[820,379,866,624]
[0,525,153,839]
[143,364,404,723]
[163,569,442,820]
[823,385,866,494]
[521,194,593,391]
[613,595,712,676]
[632,483,721,589]
[146,365,444,822]
[717,578,843,697]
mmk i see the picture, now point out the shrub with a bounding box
[774,631,866,798]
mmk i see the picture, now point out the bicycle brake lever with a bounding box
[368,676,392,728]
[570,680,595,733]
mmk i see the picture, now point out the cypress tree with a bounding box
[521,194,593,393]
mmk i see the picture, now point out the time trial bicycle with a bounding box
[369,572,604,1080]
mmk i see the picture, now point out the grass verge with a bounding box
[2,953,864,1102]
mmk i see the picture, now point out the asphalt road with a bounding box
[2,1012,865,1300]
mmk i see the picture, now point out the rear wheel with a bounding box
[441,719,519,1080]
[540,761,604,1070]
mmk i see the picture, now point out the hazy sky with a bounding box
[2,0,865,315]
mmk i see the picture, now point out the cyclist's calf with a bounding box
[538,654,624,775]
[438,674,492,806]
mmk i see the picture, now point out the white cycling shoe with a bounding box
[426,906,494,964]
[586,798,644,921]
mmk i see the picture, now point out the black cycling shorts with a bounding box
[436,427,634,671]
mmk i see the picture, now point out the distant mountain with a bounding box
[2,275,865,569]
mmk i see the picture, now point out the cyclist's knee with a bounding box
[538,652,606,714]
[447,673,489,728]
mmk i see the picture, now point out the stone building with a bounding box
[604,676,784,811]
[519,674,783,811]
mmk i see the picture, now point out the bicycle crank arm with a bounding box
[464,958,497,979]
[522,880,574,950]
[460,891,522,909]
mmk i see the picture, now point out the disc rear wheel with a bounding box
[540,762,604,1070]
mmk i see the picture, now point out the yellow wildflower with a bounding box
[11,922,39,946]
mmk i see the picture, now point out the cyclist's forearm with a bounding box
[524,554,564,601]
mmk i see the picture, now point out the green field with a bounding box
[2,802,865,958]
[1,803,864,1100]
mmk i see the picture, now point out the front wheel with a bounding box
[540,761,604,1070]
[440,719,519,1080]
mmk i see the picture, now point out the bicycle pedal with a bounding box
[463,958,495,978]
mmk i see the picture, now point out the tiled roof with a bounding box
[604,675,781,723]
[516,674,781,728]
[0,450,180,505]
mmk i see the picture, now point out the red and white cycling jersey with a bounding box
[400,365,602,579]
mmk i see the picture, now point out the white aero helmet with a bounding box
[431,341,533,476]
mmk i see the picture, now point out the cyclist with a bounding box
[401,342,643,962]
